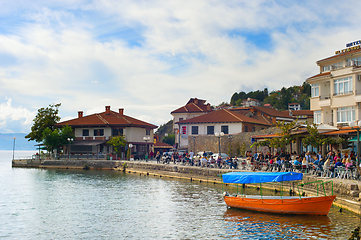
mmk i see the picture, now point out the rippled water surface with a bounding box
[1,150,360,239]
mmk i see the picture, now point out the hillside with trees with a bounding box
[155,120,175,145]
[230,81,311,110]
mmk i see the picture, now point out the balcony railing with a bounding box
[333,91,353,96]
[346,61,361,67]
[319,94,331,100]
[355,90,361,95]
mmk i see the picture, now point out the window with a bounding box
[332,62,343,69]
[112,129,123,136]
[334,77,352,95]
[146,129,151,135]
[207,126,214,135]
[337,106,355,123]
[244,126,248,132]
[191,126,198,135]
[311,84,319,97]
[347,57,361,66]
[252,127,255,132]
[221,125,229,134]
[179,118,183,122]
[314,110,321,124]
[82,129,89,136]
[94,129,104,136]
[322,65,331,72]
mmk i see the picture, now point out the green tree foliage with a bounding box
[231,89,269,105]
[301,122,341,150]
[230,82,311,110]
[155,120,173,140]
[162,134,175,146]
[42,125,74,152]
[227,142,233,157]
[107,136,127,155]
[251,120,298,150]
[301,123,324,149]
[26,103,61,142]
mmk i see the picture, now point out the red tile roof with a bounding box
[154,141,173,148]
[291,110,313,116]
[171,98,212,114]
[249,106,294,119]
[175,109,271,126]
[307,72,331,80]
[317,47,361,64]
[281,110,313,117]
[55,107,157,129]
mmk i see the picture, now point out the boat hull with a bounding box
[224,195,336,215]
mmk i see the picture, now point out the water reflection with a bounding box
[223,208,334,239]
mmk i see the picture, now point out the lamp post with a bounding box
[350,121,361,166]
[67,138,74,159]
[12,137,16,161]
[215,132,224,156]
[128,143,133,160]
[143,136,150,161]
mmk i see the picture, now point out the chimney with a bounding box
[119,108,124,115]
[206,103,211,111]
[78,111,83,118]
[194,98,198,104]
[105,106,111,114]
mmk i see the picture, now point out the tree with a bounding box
[42,125,74,154]
[107,136,127,157]
[26,103,61,142]
[252,120,298,151]
[162,134,175,146]
[301,123,324,150]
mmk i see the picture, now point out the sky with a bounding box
[1,0,361,133]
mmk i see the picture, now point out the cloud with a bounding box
[0,98,36,133]
[0,0,361,132]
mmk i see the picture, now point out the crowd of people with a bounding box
[148,149,359,179]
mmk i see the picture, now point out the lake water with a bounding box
[1,150,360,239]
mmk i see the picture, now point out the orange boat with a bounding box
[222,172,336,216]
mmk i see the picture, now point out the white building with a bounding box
[55,106,157,157]
[175,109,271,148]
[306,41,361,127]
[288,103,301,111]
[171,98,212,149]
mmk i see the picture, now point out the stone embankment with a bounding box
[12,159,361,215]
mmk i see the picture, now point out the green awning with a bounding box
[349,136,361,142]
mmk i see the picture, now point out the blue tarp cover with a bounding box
[222,172,303,184]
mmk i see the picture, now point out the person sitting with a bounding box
[293,157,302,171]
[201,156,208,167]
[232,156,238,169]
[208,156,215,167]
[345,158,353,170]
[323,158,330,171]
[226,157,233,169]
[317,158,325,170]
[216,156,222,168]
[334,158,343,168]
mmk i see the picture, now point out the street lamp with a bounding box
[12,137,16,161]
[128,143,133,160]
[215,132,224,156]
[67,138,74,159]
[350,121,361,166]
[143,136,150,161]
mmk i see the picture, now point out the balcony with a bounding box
[319,94,331,107]
[355,90,361,102]
[333,91,353,96]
